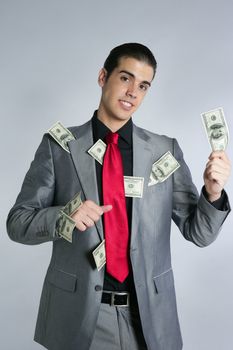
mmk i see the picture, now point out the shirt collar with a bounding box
[92,110,132,145]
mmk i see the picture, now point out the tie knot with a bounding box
[106,132,119,145]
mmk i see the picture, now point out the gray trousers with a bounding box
[89,303,148,350]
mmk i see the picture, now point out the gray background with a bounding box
[0,0,232,349]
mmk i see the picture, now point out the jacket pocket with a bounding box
[46,267,77,292]
[153,268,174,294]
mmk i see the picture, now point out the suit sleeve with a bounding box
[172,138,231,247]
[6,134,64,245]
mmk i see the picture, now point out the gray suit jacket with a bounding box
[7,119,230,350]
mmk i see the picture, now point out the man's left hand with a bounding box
[204,151,231,202]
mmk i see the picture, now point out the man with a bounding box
[7,43,231,350]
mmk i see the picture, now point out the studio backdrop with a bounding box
[0,1,232,349]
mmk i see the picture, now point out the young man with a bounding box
[7,43,231,350]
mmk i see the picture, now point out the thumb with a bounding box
[101,205,112,213]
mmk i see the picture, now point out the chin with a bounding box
[117,115,131,122]
[117,110,133,120]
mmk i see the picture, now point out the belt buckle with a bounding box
[111,292,129,307]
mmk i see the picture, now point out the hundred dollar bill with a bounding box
[58,211,76,243]
[201,107,229,151]
[148,151,180,186]
[92,240,106,271]
[124,176,144,198]
[88,139,107,164]
[63,192,82,216]
[48,121,76,153]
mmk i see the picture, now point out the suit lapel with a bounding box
[68,121,104,240]
[131,125,163,247]
[131,125,152,247]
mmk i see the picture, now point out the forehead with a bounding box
[115,57,154,82]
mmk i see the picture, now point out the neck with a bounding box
[97,109,131,132]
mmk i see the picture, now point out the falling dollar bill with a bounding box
[63,192,82,216]
[58,211,76,243]
[92,240,106,271]
[48,121,76,153]
[124,176,144,198]
[148,151,180,187]
[88,139,107,164]
[201,107,229,151]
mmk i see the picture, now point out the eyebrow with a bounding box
[119,70,151,87]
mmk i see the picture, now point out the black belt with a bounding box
[101,291,130,307]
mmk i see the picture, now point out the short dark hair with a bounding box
[103,43,157,80]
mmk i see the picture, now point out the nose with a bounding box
[126,83,137,99]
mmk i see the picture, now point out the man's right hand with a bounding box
[71,200,112,232]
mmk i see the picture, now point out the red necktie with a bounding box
[102,132,129,282]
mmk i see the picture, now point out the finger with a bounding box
[205,162,230,177]
[85,207,101,221]
[74,211,95,230]
[205,171,226,186]
[208,150,225,159]
[205,168,231,183]
[75,221,88,232]
[206,158,231,172]
[101,205,113,213]
[77,206,100,222]
[76,202,102,220]
[209,151,230,163]
[84,200,107,216]
[72,200,111,232]
[81,216,95,228]
[207,156,227,165]
[80,204,112,221]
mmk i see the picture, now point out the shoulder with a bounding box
[132,123,185,158]
[43,119,92,147]
[133,123,175,146]
[67,119,92,138]
[32,120,92,162]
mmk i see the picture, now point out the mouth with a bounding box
[119,99,134,110]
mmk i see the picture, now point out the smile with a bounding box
[119,100,134,109]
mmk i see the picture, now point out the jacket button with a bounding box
[95,285,102,291]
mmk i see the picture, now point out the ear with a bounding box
[98,68,108,87]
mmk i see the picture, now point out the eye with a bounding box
[120,75,130,82]
[139,84,149,92]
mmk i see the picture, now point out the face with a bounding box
[98,57,154,128]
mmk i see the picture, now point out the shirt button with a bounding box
[95,285,102,292]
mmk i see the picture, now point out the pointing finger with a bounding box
[101,205,113,214]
